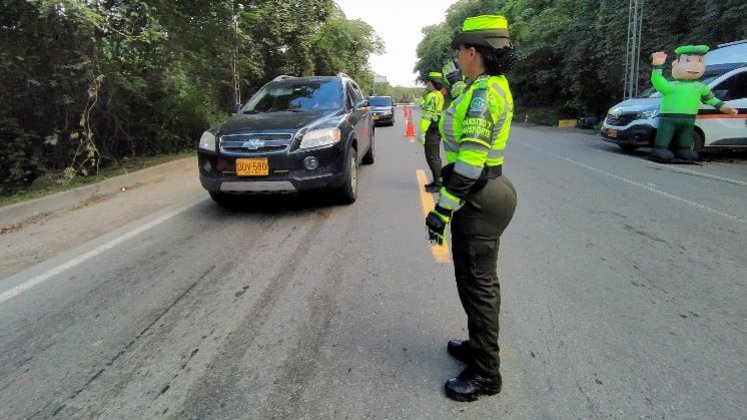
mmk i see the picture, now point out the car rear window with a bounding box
[368,96,393,106]
[245,80,343,112]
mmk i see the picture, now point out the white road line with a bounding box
[0,200,200,304]
[656,164,747,187]
[517,141,746,223]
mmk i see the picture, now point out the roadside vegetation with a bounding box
[0,0,383,196]
[414,0,746,124]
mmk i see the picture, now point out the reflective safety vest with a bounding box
[419,89,444,132]
[438,73,513,180]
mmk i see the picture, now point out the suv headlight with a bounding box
[199,131,216,151]
[639,108,659,119]
[299,127,341,149]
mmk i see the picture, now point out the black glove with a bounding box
[425,205,453,245]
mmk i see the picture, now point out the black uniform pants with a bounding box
[424,125,442,185]
[451,175,517,377]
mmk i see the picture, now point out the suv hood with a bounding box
[371,105,392,112]
[219,110,340,133]
[608,97,661,113]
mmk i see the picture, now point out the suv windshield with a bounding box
[244,79,342,113]
[368,96,392,107]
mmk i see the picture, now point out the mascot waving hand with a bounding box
[649,45,738,163]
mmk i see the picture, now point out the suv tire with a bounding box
[339,147,358,204]
[693,130,705,153]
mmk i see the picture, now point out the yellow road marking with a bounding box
[416,170,451,263]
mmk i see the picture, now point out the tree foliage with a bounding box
[0,0,382,194]
[414,0,747,123]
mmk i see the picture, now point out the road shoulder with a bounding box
[0,157,204,278]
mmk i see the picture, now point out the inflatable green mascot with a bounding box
[649,45,738,163]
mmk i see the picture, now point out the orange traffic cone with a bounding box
[405,116,416,138]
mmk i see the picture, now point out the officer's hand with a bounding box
[416,130,425,145]
[425,206,452,245]
[651,51,667,66]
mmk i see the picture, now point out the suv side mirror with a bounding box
[355,99,370,110]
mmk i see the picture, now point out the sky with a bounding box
[335,0,458,87]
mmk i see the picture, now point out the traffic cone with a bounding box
[405,116,416,138]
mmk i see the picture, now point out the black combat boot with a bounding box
[444,367,502,402]
[447,340,472,363]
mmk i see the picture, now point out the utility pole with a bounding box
[231,5,242,107]
[623,0,644,100]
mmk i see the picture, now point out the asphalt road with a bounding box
[1,112,745,419]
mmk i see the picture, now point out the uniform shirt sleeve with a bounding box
[420,93,435,132]
[455,87,495,179]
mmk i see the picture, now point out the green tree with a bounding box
[309,6,384,93]
[0,0,384,194]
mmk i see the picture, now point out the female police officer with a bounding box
[424,15,518,402]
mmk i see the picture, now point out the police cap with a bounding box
[451,15,510,50]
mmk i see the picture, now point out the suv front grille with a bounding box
[605,112,639,127]
[219,132,294,155]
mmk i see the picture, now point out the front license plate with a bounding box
[236,158,269,176]
[373,115,380,120]
[608,129,618,138]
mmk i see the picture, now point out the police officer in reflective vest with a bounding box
[425,15,518,402]
[417,72,445,193]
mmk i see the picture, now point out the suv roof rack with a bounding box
[272,75,295,82]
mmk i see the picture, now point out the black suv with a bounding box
[198,73,374,204]
[368,95,395,126]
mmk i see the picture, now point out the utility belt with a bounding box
[441,163,502,194]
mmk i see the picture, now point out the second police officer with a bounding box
[417,71,445,193]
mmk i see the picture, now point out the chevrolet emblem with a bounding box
[242,139,265,150]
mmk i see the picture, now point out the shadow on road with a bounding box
[205,192,345,215]
[592,141,747,164]
[700,149,747,163]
